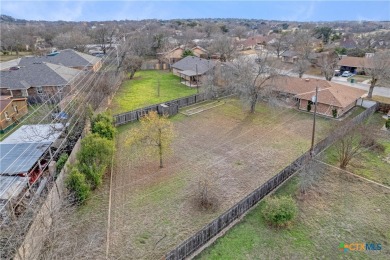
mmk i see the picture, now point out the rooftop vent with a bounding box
[305,78,310,82]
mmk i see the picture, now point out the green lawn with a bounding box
[109,70,197,115]
[0,51,32,62]
[370,95,390,105]
[197,169,390,259]
[348,75,371,83]
[323,113,390,186]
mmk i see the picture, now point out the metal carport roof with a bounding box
[0,142,51,175]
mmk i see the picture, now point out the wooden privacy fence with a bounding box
[165,103,379,260]
[113,93,207,126]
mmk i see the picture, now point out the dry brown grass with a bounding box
[107,99,332,259]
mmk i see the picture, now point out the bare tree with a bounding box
[228,54,280,113]
[122,55,143,79]
[178,28,201,47]
[268,33,290,58]
[232,25,248,39]
[1,27,27,56]
[317,51,339,81]
[335,125,380,169]
[293,58,310,78]
[299,160,325,196]
[196,176,218,211]
[364,51,390,98]
[292,30,312,59]
[92,25,116,54]
[52,30,92,52]
[209,34,237,61]
[202,23,220,38]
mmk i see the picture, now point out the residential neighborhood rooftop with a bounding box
[0,62,81,90]
[295,83,367,107]
[337,56,374,68]
[19,49,102,68]
[172,56,216,75]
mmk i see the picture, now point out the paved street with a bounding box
[277,68,390,98]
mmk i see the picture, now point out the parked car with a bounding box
[341,71,353,77]
[334,70,340,76]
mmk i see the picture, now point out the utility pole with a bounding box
[196,64,199,94]
[310,86,318,156]
[157,78,160,97]
[115,46,119,67]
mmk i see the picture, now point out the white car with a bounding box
[341,71,353,77]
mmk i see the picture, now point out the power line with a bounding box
[0,47,122,218]
[3,100,305,244]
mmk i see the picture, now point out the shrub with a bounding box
[78,163,105,190]
[77,133,114,188]
[386,119,390,130]
[77,133,114,168]
[262,196,298,227]
[92,120,116,140]
[56,153,69,173]
[182,49,194,58]
[307,103,312,112]
[91,112,116,140]
[332,109,338,118]
[66,168,90,203]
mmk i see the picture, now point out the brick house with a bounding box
[157,45,209,65]
[0,62,82,103]
[272,77,366,118]
[0,96,28,133]
[337,55,374,74]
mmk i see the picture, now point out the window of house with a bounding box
[37,87,43,94]
[13,105,18,114]
[21,89,28,97]
[4,111,10,120]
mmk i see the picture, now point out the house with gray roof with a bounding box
[19,49,102,72]
[281,50,299,63]
[0,62,82,103]
[172,56,216,87]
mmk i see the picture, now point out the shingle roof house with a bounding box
[171,56,216,87]
[0,62,82,103]
[272,76,366,118]
[19,49,102,71]
[172,56,216,74]
[281,50,299,63]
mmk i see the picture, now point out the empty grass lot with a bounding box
[107,98,334,259]
[109,70,197,114]
[197,168,390,260]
